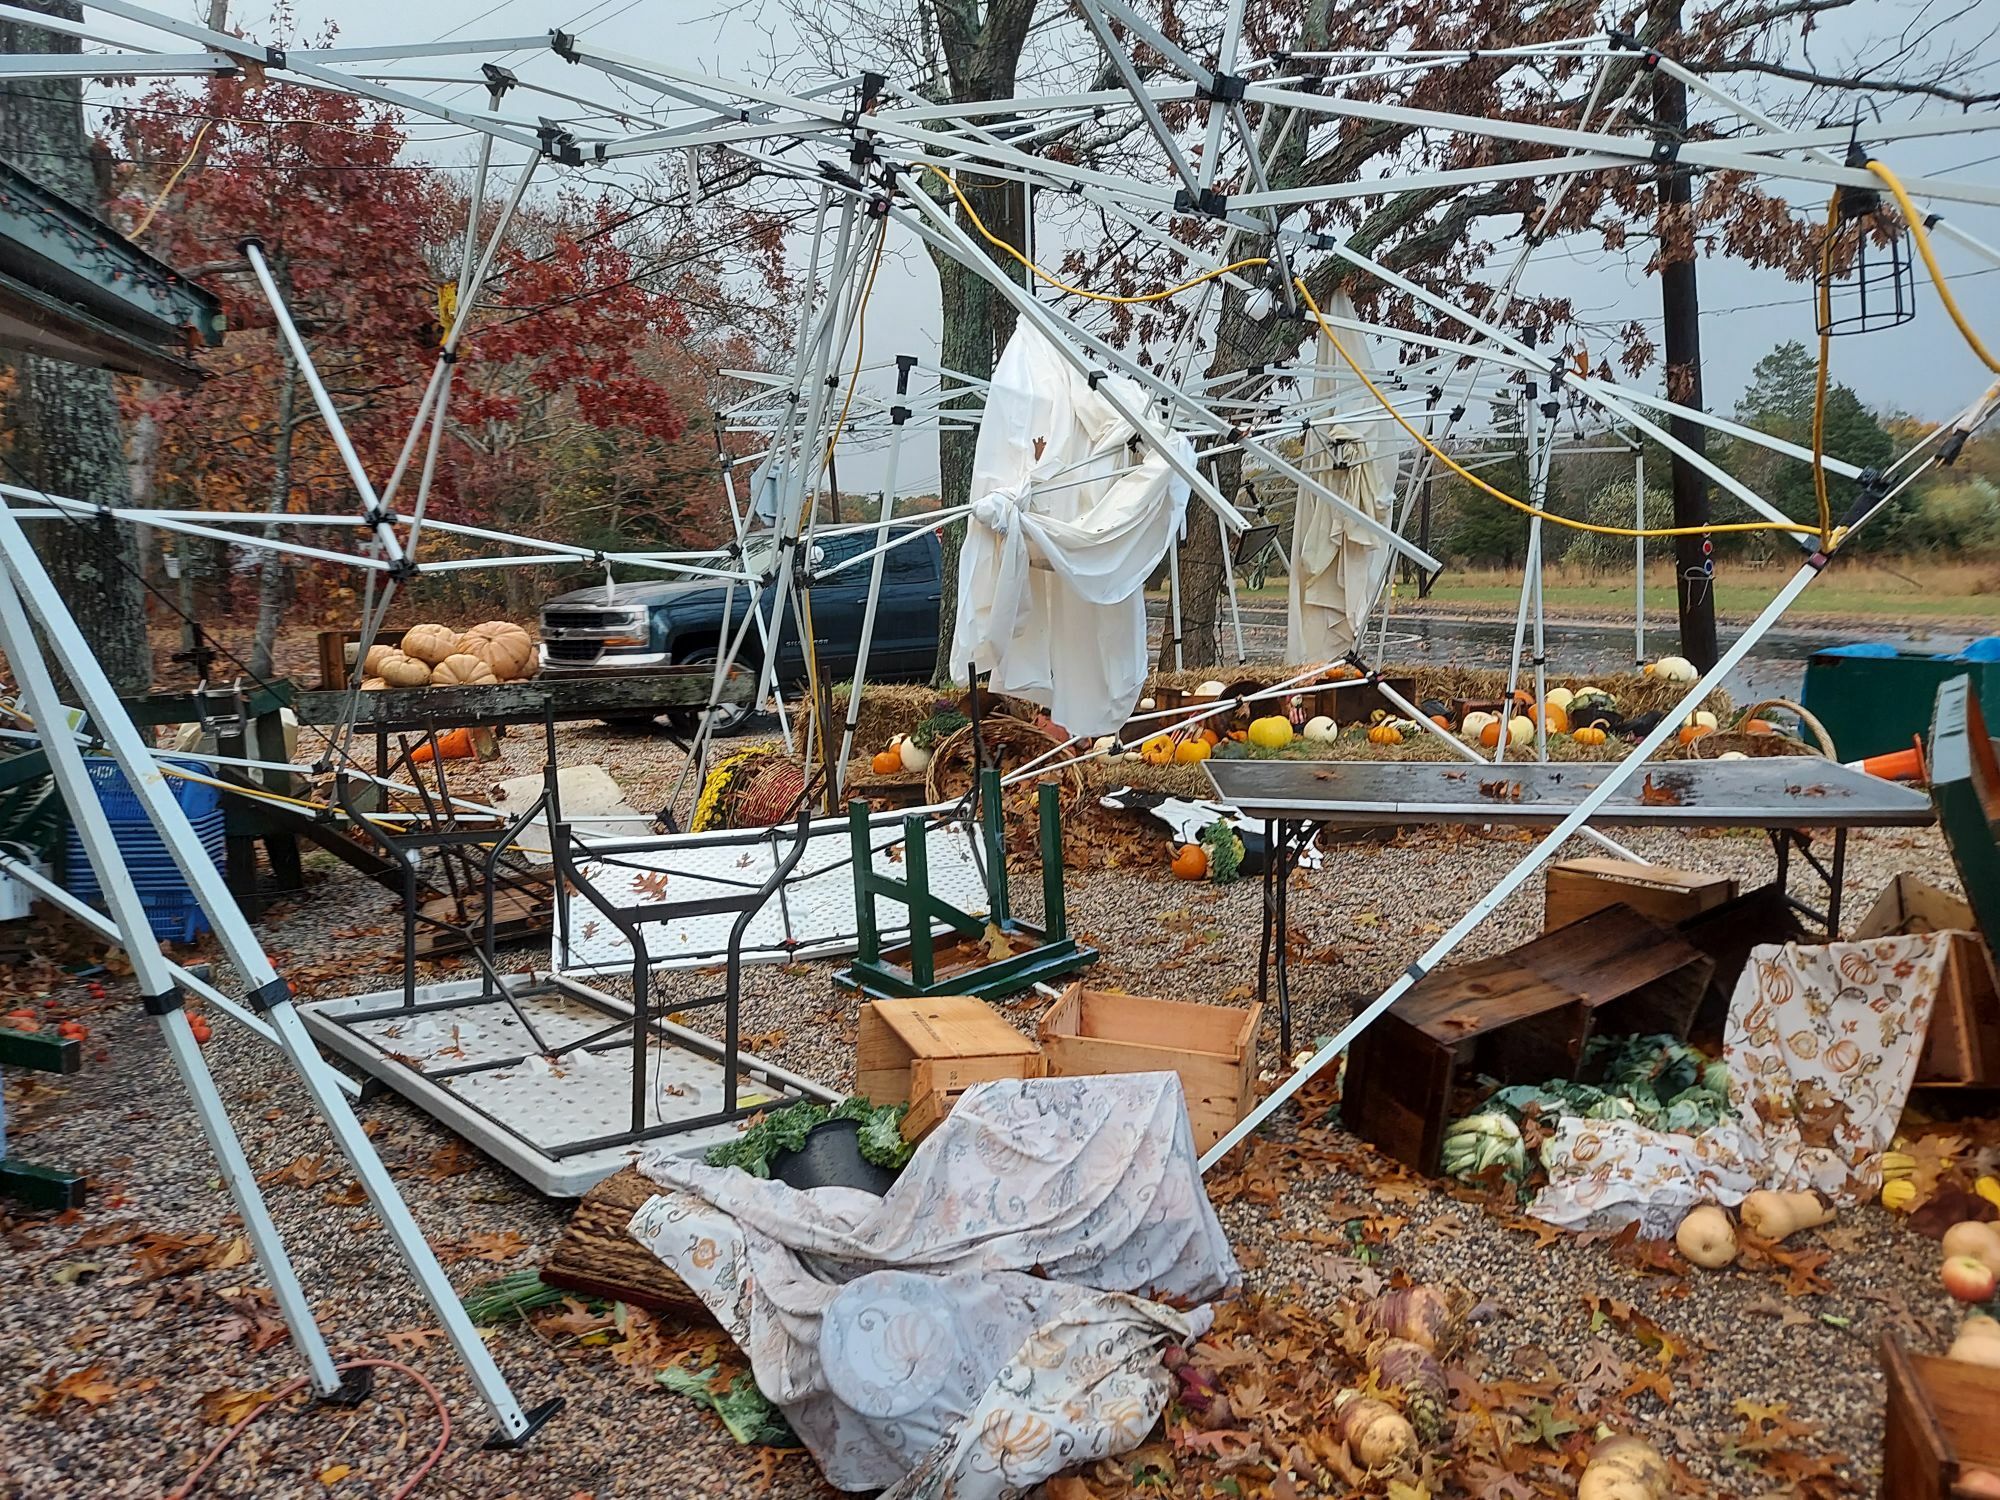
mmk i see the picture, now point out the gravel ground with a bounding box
[0,714,1981,1498]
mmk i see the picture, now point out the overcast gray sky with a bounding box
[73,1,2000,499]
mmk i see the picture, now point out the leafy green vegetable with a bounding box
[705,1095,913,1176]
[854,1103,916,1169]
[658,1365,800,1447]
[911,709,969,750]
[1198,818,1245,884]
[459,1269,573,1325]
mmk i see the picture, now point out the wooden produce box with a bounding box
[1882,1335,2000,1500]
[1545,858,1739,933]
[855,996,1047,1141]
[1343,904,1714,1174]
[1037,985,1259,1152]
[1854,874,2000,1085]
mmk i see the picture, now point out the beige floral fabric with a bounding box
[629,1074,1236,1496]
[1533,933,1948,1234]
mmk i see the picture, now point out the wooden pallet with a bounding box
[539,1166,714,1322]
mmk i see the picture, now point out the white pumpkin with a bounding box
[431,652,498,687]
[1507,715,1534,747]
[401,622,461,666]
[1652,655,1698,684]
[376,651,430,688]
[362,642,394,678]
[1137,697,1156,711]
[1091,735,1118,754]
[458,620,535,680]
[1192,679,1227,699]
[1683,709,1719,731]
[1461,711,1496,739]
[1718,751,1749,761]
[898,738,932,773]
[359,676,388,691]
[1303,715,1339,742]
[1545,687,1575,710]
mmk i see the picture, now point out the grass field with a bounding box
[1224,559,2000,622]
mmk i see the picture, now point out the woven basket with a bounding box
[924,716,1087,810]
[691,743,807,831]
[1691,698,1836,761]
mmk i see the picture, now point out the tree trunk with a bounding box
[250,349,299,678]
[1,1,150,695]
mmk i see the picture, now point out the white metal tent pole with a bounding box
[0,510,546,1445]
[1221,502,1247,665]
[1199,555,1826,1173]
[835,356,916,791]
[1529,401,1554,762]
[1496,390,1539,768]
[0,571,346,1397]
[1634,444,1646,665]
[1167,514,1186,671]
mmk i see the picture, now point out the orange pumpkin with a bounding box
[1171,843,1208,880]
[871,749,902,774]
[1198,728,1220,747]
[1141,735,1175,766]
[1429,714,1450,729]
[1572,725,1609,747]
[1534,702,1570,734]
[1743,718,1776,735]
[1479,721,1502,748]
[1677,723,1714,746]
[1367,723,1403,746]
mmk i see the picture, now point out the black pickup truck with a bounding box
[538,523,944,725]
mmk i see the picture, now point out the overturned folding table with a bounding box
[1205,756,1937,1053]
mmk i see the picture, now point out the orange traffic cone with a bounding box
[1845,736,1926,783]
[410,727,477,764]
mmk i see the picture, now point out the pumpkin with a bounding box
[362,643,394,678]
[431,652,499,687]
[1683,709,1718,731]
[375,651,431,688]
[1091,735,1118,754]
[1652,655,1698,684]
[1430,714,1450,729]
[1137,697,1156,711]
[871,749,902,775]
[1572,725,1609,747]
[459,620,535,680]
[401,622,461,665]
[1570,687,1617,716]
[1743,718,1777,735]
[1535,702,1570,734]
[1192,679,1227,699]
[1507,715,1534,747]
[1171,843,1209,880]
[1198,727,1220,747]
[1462,711,1496,739]
[1479,720,1502,749]
[1677,723,1714,746]
[359,676,388,692]
[1367,723,1403,746]
[1142,735,1175,766]
[1174,737,1212,764]
[1247,715,1293,750]
[1545,687,1575,710]
[1303,715,1339,742]
[899,738,932,772]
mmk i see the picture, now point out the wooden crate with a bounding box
[1545,858,1739,932]
[1882,1335,2000,1500]
[855,996,1046,1137]
[1342,905,1714,1173]
[1854,874,2000,1085]
[1036,985,1260,1152]
[1677,883,1809,1044]
[541,1166,714,1323]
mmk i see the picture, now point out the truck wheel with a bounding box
[669,650,756,736]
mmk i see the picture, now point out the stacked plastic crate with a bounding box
[62,756,225,942]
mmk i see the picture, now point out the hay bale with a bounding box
[541,1166,714,1322]
[819,683,960,757]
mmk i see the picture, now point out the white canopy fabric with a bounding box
[951,324,1193,737]
[1286,292,1402,662]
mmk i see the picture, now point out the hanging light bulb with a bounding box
[1244,287,1274,322]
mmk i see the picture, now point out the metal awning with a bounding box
[0,158,222,386]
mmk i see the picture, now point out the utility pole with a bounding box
[1648,0,1719,670]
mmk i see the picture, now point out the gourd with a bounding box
[375,651,431,688]
[1507,715,1534,747]
[1650,655,1698,684]
[1367,1337,1448,1444]
[1684,709,1719,731]
[1091,735,1118,755]
[1675,1204,1738,1269]
[362,643,394,678]
[401,622,461,665]
[1171,842,1208,880]
[1573,725,1609,747]
[871,749,902,775]
[1545,686,1575,710]
[1738,1189,1833,1242]
[899,737,932,773]
[1247,715,1293,750]
[1142,735,1175,766]
[1579,1434,1669,1500]
[431,653,498,687]
[1137,696,1156,711]
[1570,687,1617,717]
[1192,679,1227,699]
[1303,715,1338,742]
[1367,723,1403,746]
[1462,711,1496,739]
[1174,737,1212,764]
[1949,1312,2000,1368]
[1332,1390,1414,1470]
[459,620,535,680]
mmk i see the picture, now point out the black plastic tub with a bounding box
[769,1117,901,1195]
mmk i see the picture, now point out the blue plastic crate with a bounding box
[61,755,225,940]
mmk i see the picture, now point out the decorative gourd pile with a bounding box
[358,621,536,690]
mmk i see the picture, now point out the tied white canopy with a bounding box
[951,324,1193,737]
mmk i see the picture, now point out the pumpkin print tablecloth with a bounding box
[1532,932,1949,1235]
[629,1073,1237,1497]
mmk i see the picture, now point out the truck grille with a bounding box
[543,608,623,632]
[544,639,604,663]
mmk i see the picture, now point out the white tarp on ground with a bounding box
[1287,293,1400,662]
[951,324,1194,737]
[1531,932,1949,1235]
[630,1073,1239,1497]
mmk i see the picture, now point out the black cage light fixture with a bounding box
[1815,136,1918,338]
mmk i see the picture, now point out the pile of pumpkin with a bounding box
[358,620,537,690]
[1460,684,1623,750]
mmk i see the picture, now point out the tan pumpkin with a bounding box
[375,651,431,688]
[458,620,535,680]
[400,622,461,665]
[431,652,499,687]
[361,643,395,678]
[359,676,388,692]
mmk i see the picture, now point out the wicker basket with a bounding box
[691,743,808,831]
[1691,698,1836,761]
[923,716,1087,809]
